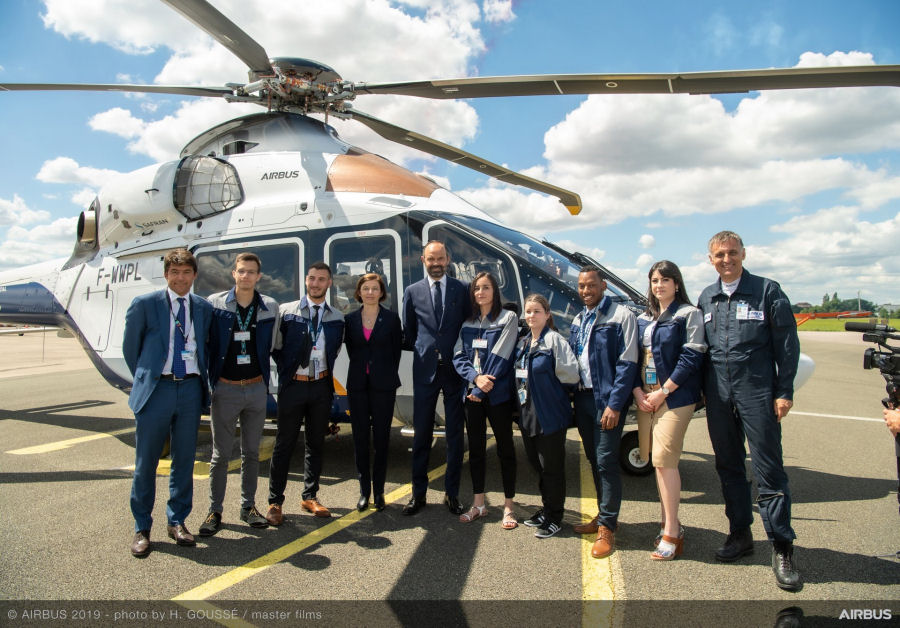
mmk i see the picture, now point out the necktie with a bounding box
[311,304,321,333]
[173,297,186,378]
[433,281,443,326]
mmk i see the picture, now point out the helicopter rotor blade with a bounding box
[160,0,273,78]
[355,65,900,99]
[349,108,582,215]
[0,83,233,98]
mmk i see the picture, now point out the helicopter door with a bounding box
[325,230,402,315]
[68,264,114,352]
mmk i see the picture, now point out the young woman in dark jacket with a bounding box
[515,294,579,538]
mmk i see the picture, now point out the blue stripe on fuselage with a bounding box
[0,282,131,391]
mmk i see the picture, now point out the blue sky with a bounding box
[1,0,898,306]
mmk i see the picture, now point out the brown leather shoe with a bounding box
[166,523,196,547]
[574,516,600,535]
[301,498,331,518]
[131,530,151,557]
[265,503,284,526]
[591,525,615,559]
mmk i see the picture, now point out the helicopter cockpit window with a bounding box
[435,216,584,334]
[173,155,243,220]
[327,233,399,315]
[425,223,520,308]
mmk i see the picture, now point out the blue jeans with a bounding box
[131,377,202,532]
[575,389,625,530]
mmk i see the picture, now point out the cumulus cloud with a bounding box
[0,195,51,227]
[0,216,79,270]
[35,157,121,187]
[483,0,515,23]
[639,234,655,249]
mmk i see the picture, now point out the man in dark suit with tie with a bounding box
[123,248,213,557]
[401,241,471,515]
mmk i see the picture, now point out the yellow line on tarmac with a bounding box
[173,455,462,601]
[6,426,136,455]
[579,442,615,628]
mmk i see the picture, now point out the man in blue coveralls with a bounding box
[697,231,802,591]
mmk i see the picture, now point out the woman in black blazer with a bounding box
[344,272,403,511]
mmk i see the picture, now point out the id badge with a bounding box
[234,330,250,342]
[472,338,488,349]
[645,366,657,385]
[181,350,195,363]
[311,358,319,375]
[236,354,251,365]
[517,387,528,405]
[515,368,528,379]
[736,302,749,320]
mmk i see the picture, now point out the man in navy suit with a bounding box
[123,248,213,557]
[401,241,471,515]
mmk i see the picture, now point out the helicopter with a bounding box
[1,0,895,473]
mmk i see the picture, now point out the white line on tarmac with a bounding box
[791,410,883,423]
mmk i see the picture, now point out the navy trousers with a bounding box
[411,362,466,498]
[131,377,202,532]
[705,385,796,543]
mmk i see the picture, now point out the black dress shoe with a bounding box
[715,527,753,562]
[402,495,426,516]
[374,494,386,511]
[357,495,370,512]
[443,494,464,515]
[166,523,196,547]
[131,530,151,557]
[772,541,802,591]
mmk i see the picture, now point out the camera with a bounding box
[845,321,900,410]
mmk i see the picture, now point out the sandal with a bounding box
[459,504,488,523]
[651,533,684,561]
[501,510,518,530]
[654,523,685,548]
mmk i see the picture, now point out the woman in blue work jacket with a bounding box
[632,260,706,560]
[453,272,520,528]
[516,293,580,539]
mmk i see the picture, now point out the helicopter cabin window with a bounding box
[425,223,520,310]
[194,242,300,303]
[327,234,399,315]
[174,155,243,219]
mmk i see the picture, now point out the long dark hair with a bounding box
[646,260,691,319]
[469,272,502,321]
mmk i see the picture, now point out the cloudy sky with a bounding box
[1,0,898,305]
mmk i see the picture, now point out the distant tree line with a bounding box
[792,292,893,318]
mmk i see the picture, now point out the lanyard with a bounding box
[576,309,596,355]
[235,303,255,356]
[165,293,192,345]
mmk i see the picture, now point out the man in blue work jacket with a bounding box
[569,266,638,559]
[698,231,802,591]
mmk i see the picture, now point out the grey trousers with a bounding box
[208,380,268,513]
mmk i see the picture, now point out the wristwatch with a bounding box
[661,386,670,396]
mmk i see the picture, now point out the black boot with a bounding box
[772,541,802,591]
[715,527,754,562]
